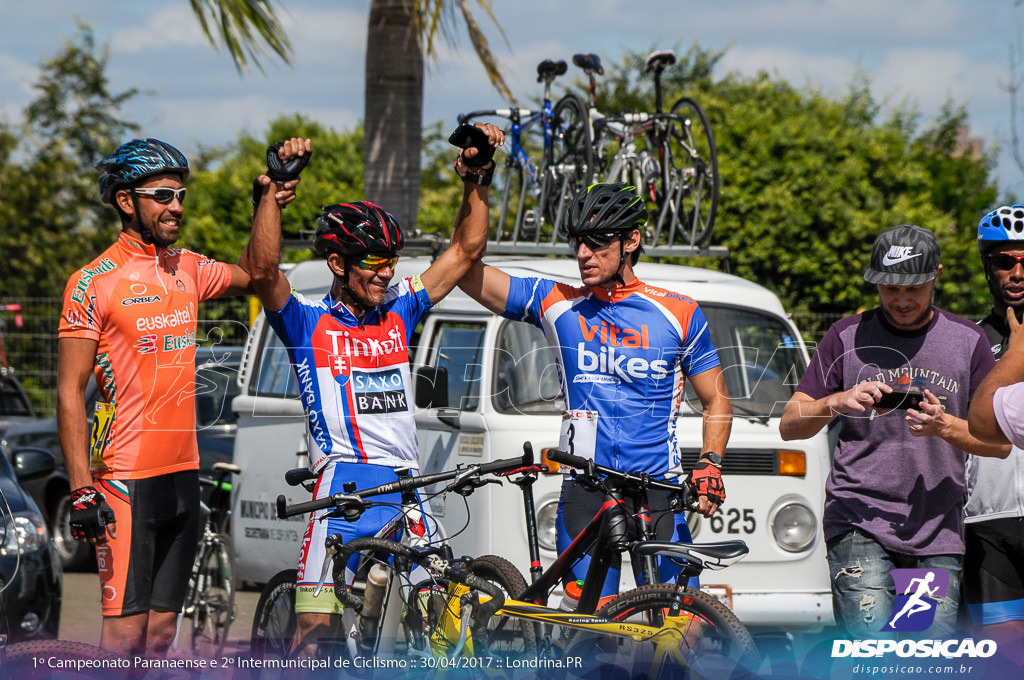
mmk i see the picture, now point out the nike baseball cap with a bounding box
[864,224,940,286]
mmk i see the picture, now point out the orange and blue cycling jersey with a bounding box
[503,276,720,477]
[57,232,232,479]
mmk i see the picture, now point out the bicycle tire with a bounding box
[250,568,298,659]
[188,534,235,657]
[543,94,593,231]
[465,554,537,657]
[1,640,129,679]
[663,97,719,246]
[569,584,760,679]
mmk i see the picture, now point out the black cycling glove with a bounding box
[69,486,116,541]
[252,141,313,209]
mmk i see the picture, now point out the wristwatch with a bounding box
[698,452,723,468]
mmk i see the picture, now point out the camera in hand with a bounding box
[874,389,925,410]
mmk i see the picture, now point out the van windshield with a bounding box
[491,304,806,418]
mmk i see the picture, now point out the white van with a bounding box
[230,256,835,630]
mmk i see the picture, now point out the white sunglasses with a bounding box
[131,187,187,204]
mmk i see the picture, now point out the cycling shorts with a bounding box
[555,478,698,598]
[964,517,1024,626]
[296,461,434,615]
[95,471,200,617]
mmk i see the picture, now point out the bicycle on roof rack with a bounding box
[573,49,720,247]
[458,58,592,248]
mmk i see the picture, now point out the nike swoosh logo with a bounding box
[882,252,922,266]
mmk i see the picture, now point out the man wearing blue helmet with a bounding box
[963,205,1024,657]
[57,137,307,656]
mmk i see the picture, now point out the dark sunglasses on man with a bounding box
[132,187,187,205]
[986,252,1024,271]
[570,231,624,252]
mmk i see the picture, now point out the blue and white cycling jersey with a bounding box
[503,276,720,477]
[266,275,433,474]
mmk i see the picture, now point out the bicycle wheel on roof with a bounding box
[659,97,719,247]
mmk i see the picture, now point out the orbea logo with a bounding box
[882,568,949,633]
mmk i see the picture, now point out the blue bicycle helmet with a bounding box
[978,204,1024,254]
[97,138,189,204]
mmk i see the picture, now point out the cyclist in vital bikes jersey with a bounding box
[57,137,306,656]
[459,182,732,596]
[963,205,1024,656]
[244,125,503,656]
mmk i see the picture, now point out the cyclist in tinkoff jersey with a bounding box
[244,124,503,656]
[459,182,732,596]
[57,137,307,656]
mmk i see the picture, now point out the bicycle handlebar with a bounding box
[457,108,535,124]
[275,451,533,519]
[546,448,694,500]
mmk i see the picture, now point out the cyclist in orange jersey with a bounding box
[56,136,310,656]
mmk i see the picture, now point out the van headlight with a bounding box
[1,512,49,555]
[535,499,559,551]
[770,500,816,552]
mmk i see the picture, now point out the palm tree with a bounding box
[190,0,511,233]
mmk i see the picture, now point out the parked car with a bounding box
[0,444,62,641]
[0,368,37,440]
[0,346,243,571]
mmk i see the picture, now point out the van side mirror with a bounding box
[415,366,450,409]
[12,447,57,481]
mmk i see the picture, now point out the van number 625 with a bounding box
[708,508,756,534]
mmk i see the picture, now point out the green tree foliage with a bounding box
[0,24,139,299]
[557,46,1001,325]
[183,114,365,265]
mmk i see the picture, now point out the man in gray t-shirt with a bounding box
[780,224,1009,639]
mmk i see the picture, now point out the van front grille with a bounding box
[678,449,780,475]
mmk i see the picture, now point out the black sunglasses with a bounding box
[132,187,187,205]
[570,231,623,252]
[986,253,1024,270]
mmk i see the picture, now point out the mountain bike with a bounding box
[175,461,239,657]
[458,58,592,245]
[574,50,720,246]
[330,445,761,678]
[252,453,535,661]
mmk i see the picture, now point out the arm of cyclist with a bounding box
[688,365,731,518]
[240,136,312,312]
[970,307,1024,446]
[420,123,504,304]
[57,336,117,544]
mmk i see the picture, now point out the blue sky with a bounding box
[3,0,1023,196]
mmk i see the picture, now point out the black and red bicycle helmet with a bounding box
[314,202,404,257]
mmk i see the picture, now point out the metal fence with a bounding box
[1,297,250,417]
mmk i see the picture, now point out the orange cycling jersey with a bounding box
[58,232,232,479]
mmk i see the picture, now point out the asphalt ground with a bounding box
[58,571,261,655]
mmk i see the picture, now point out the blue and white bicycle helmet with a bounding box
[977,204,1024,254]
[97,138,189,204]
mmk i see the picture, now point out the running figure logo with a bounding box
[882,568,950,632]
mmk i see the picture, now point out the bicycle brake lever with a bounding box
[313,535,342,597]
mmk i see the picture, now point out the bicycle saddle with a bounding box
[632,540,748,571]
[285,467,317,487]
[537,59,568,82]
[645,50,677,73]
[572,53,604,75]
